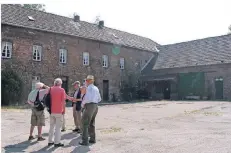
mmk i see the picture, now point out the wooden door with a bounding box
[103,80,109,101]
[215,78,223,99]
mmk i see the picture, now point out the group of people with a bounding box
[27,75,101,147]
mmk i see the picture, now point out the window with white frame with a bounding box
[102,55,108,67]
[33,45,42,61]
[31,76,40,90]
[1,41,12,58]
[83,52,89,65]
[59,49,67,63]
[120,58,125,69]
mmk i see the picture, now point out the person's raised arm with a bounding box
[43,84,49,89]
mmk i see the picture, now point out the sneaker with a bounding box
[72,129,78,132]
[37,137,46,141]
[77,129,81,133]
[28,136,35,141]
[48,142,54,146]
[54,143,64,147]
[79,141,88,146]
[89,140,96,144]
[61,129,66,132]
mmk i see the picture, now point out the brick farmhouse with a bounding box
[1,4,231,102]
[1,5,158,102]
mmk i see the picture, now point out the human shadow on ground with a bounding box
[62,132,91,153]
[61,131,79,140]
[29,132,75,153]
[30,132,91,153]
[30,145,58,153]
[4,138,38,152]
[3,133,53,153]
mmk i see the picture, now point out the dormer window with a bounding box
[28,16,35,21]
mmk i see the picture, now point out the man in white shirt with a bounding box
[79,75,101,146]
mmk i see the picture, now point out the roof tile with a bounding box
[1,4,158,51]
[153,34,231,70]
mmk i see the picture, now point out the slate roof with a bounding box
[1,4,158,52]
[153,34,231,70]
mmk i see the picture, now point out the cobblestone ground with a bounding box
[1,101,231,153]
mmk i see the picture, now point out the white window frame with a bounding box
[32,45,42,61]
[120,58,125,69]
[83,52,89,65]
[32,76,40,90]
[59,49,67,64]
[102,55,108,68]
[1,41,12,58]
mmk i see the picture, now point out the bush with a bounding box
[120,79,149,101]
[120,83,133,101]
[1,69,23,106]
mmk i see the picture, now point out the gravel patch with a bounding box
[2,101,231,153]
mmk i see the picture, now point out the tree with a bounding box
[16,4,46,11]
[1,68,23,106]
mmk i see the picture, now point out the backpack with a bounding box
[43,87,52,114]
[34,91,45,111]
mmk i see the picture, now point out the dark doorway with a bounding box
[61,76,69,93]
[215,78,223,99]
[163,81,171,99]
[103,80,109,101]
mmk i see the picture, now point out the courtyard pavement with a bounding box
[1,101,231,153]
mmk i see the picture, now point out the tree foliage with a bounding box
[119,70,149,101]
[1,68,23,106]
[15,4,46,11]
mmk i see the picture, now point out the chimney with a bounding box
[98,20,104,28]
[74,15,80,22]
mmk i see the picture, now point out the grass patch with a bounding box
[100,127,122,134]
[184,109,201,115]
[184,109,222,116]
[203,112,221,116]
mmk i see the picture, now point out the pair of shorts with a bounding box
[31,108,45,126]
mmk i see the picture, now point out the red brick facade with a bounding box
[1,25,155,102]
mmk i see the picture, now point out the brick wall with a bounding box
[142,63,231,100]
[1,25,155,102]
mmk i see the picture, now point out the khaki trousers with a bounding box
[48,114,63,144]
[82,103,98,143]
[73,104,82,129]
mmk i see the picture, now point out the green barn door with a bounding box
[215,78,223,100]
